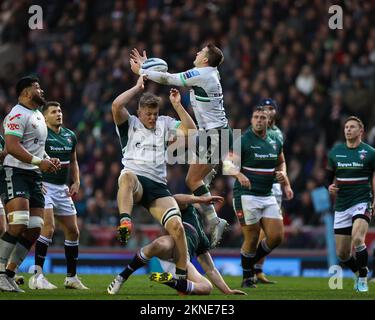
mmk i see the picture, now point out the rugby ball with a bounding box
[141,58,168,72]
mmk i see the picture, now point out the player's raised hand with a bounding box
[130,58,141,75]
[130,48,148,65]
[169,88,181,105]
[135,74,146,90]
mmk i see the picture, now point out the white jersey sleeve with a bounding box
[140,68,203,87]
[4,108,26,138]
[3,104,48,171]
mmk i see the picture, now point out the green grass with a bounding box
[1,274,374,300]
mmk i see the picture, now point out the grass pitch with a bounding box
[0,274,374,300]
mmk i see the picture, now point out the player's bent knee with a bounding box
[194,280,213,295]
[352,237,365,248]
[119,172,137,188]
[42,224,55,238]
[336,250,350,261]
[28,216,44,230]
[8,210,29,226]
[161,207,182,230]
[270,234,283,247]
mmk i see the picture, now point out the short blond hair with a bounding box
[344,116,364,129]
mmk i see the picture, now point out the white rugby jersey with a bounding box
[116,115,180,184]
[3,103,48,171]
[140,67,228,130]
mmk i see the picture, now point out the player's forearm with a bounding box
[140,70,183,86]
[205,268,232,294]
[277,161,287,174]
[173,194,196,206]
[112,85,142,111]
[174,104,196,135]
[70,161,80,185]
[6,141,36,164]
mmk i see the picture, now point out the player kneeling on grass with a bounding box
[107,194,246,296]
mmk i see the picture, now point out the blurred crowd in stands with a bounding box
[0,0,374,249]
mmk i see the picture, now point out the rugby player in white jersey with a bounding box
[113,75,196,280]
[130,44,229,247]
[0,77,60,292]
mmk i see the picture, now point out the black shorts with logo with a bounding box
[136,175,172,209]
[0,166,45,208]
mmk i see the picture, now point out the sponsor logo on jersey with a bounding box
[358,149,367,160]
[7,123,20,130]
[9,114,22,121]
[34,138,39,144]
[250,146,261,149]
[336,155,347,158]
[337,161,363,167]
[183,70,200,79]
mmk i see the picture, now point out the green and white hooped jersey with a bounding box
[141,67,228,130]
[43,127,77,185]
[328,142,375,211]
[116,115,180,185]
[3,104,47,171]
[233,128,283,198]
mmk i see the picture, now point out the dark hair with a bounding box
[42,101,61,114]
[206,43,224,67]
[344,116,364,129]
[138,93,161,109]
[252,105,268,113]
[16,76,40,97]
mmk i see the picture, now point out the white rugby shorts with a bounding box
[44,182,76,216]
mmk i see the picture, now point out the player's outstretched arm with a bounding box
[173,194,224,207]
[197,252,247,295]
[169,88,196,136]
[112,75,146,126]
[130,48,201,87]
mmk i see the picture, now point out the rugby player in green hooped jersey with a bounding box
[29,101,88,290]
[232,105,294,288]
[327,116,375,293]
[252,98,285,284]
